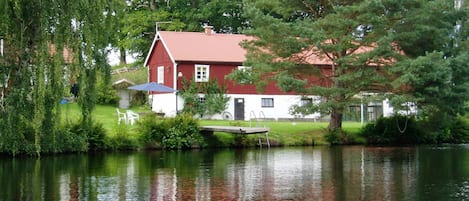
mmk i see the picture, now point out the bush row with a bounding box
[0,113,205,155]
[358,115,469,145]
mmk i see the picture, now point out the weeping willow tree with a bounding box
[0,0,117,156]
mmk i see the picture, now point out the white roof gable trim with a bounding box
[143,32,176,67]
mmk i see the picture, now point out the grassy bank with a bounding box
[199,120,363,146]
[61,103,364,148]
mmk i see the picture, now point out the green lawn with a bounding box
[60,102,148,135]
[61,103,365,146]
[199,119,363,145]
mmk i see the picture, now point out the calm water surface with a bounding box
[1,145,468,201]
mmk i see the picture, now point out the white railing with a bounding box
[249,110,270,148]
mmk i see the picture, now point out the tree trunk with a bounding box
[119,47,126,65]
[329,107,343,131]
[329,62,344,131]
[150,0,156,10]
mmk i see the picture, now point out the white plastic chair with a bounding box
[116,108,127,125]
[127,110,140,125]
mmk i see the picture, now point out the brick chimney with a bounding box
[204,25,214,35]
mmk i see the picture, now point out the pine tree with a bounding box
[235,0,466,133]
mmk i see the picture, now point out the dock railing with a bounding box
[249,110,270,148]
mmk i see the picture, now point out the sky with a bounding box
[107,48,136,66]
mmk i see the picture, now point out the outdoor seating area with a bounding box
[116,108,140,125]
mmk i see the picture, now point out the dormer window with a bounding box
[195,64,209,82]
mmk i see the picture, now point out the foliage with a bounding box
[137,113,202,149]
[233,0,465,133]
[119,0,247,61]
[161,114,202,149]
[0,118,89,155]
[235,0,399,131]
[107,126,139,150]
[362,114,469,145]
[323,128,363,145]
[137,115,169,148]
[180,78,230,118]
[448,117,469,143]
[391,51,469,118]
[69,120,108,151]
[360,115,423,145]
[0,114,37,155]
[0,0,116,155]
[42,122,88,153]
[417,113,469,144]
[386,1,468,129]
[96,80,120,105]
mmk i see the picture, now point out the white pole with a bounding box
[361,98,365,125]
[1,38,4,56]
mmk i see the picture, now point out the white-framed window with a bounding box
[195,64,209,82]
[198,97,206,103]
[237,66,252,84]
[300,98,313,106]
[157,66,164,84]
[261,98,274,108]
[238,66,251,71]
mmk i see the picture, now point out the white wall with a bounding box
[222,94,322,121]
[152,94,416,120]
[382,99,418,117]
[152,93,321,120]
[151,93,181,117]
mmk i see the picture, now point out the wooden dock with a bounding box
[200,126,270,148]
[200,126,269,134]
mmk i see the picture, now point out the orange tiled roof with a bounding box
[147,31,253,64]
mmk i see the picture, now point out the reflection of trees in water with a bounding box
[3,146,469,200]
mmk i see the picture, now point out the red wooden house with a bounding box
[143,26,395,120]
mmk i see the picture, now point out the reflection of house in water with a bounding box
[151,168,177,201]
[53,148,419,200]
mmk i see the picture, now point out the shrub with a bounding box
[137,115,170,148]
[107,132,139,150]
[96,84,120,105]
[69,121,108,151]
[161,114,202,149]
[324,128,349,145]
[137,113,202,149]
[360,115,422,145]
[446,116,469,143]
[130,91,146,106]
[50,123,88,153]
[0,115,36,155]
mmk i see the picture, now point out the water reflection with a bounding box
[1,145,468,201]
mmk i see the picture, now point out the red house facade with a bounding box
[144,27,324,120]
[143,27,397,120]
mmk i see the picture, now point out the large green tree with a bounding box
[390,0,469,130]
[0,0,115,155]
[119,0,247,61]
[234,0,465,132]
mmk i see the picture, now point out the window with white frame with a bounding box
[195,64,209,82]
[157,66,164,84]
[261,98,274,108]
[198,97,206,103]
[300,98,313,106]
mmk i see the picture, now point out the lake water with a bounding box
[1,145,468,201]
